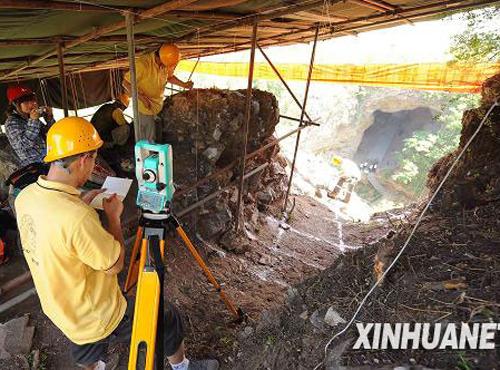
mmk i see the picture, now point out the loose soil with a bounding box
[0,194,390,369]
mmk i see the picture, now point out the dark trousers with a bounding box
[70,300,185,366]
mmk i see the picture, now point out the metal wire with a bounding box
[314,99,499,370]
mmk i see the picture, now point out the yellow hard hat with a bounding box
[44,117,103,162]
[118,93,130,107]
[159,44,180,68]
[332,156,342,166]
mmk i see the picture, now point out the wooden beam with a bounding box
[184,0,499,58]
[287,10,348,22]
[361,0,398,11]
[160,10,314,30]
[178,0,340,41]
[161,9,241,20]
[349,0,390,12]
[125,12,141,144]
[57,42,69,117]
[0,0,200,80]
[0,0,128,12]
[235,20,258,232]
[349,0,413,25]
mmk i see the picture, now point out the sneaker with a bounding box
[188,359,220,370]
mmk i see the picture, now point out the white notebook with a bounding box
[90,176,133,210]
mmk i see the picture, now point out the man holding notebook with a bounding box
[15,117,218,370]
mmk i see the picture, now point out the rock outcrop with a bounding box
[427,73,500,211]
[158,88,288,241]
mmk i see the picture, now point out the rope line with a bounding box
[314,99,499,370]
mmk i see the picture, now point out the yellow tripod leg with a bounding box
[128,239,161,370]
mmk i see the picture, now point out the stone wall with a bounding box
[159,88,288,242]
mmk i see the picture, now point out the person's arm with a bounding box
[71,196,124,275]
[122,79,155,111]
[5,111,43,146]
[167,75,194,90]
[102,194,125,274]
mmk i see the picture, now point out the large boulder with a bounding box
[158,88,287,240]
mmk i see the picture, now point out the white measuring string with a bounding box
[314,99,499,370]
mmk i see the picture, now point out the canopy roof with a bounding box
[0,0,498,83]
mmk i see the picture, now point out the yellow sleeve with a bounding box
[71,211,121,271]
[124,56,145,83]
[112,108,128,126]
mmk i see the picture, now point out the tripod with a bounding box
[125,211,244,370]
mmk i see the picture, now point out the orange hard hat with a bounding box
[44,117,103,162]
[158,44,181,68]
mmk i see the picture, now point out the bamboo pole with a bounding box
[0,34,216,48]
[280,115,320,127]
[0,0,127,12]
[257,44,315,124]
[349,0,413,25]
[57,42,69,117]
[283,26,319,213]
[182,0,500,60]
[0,271,32,296]
[69,73,79,116]
[125,12,141,143]
[178,0,339,41]
[178,163,269,218]
[174,121,315,199]
[235,20,258,232]
[0,0,200,80]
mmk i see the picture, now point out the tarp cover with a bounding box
[0,0,496,81]
[176,60,500,93]
[0,70,115,124]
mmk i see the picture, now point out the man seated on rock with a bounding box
[91,93,132,149]
[15,116,219,370]
[123,43,193,143]
[4,85,54,167]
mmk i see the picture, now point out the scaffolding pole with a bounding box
[235,20,258,232]
[257,44,315,124]
[125,11,140,141]
[283,25,319,212]
[57,41,69,117]
[174,120,315,199]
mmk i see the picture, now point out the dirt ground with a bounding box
[229,200,500,370]
[0,194,388,369]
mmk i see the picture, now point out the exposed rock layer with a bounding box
[159,88,288,241]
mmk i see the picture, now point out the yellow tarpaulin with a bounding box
[177,61,500,93]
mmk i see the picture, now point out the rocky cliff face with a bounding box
[293,85,445,160]
[428,73,500,211]
[158,88,288,243]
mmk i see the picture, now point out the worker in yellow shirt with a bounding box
[123,43,193,143]
[15,117,218,370]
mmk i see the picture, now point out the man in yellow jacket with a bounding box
[15,117,218,370]
[123,43,193,143]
